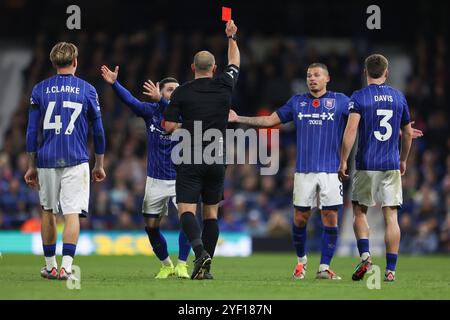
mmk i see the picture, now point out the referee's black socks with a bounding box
[202,219,219,258]
[180,212,204,259]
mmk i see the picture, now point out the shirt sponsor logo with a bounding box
[297,112,334,125]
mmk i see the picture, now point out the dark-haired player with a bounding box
[101,65,191,279]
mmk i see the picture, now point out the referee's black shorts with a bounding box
[175,163,225,205]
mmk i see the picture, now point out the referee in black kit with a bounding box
[163,20,240,280]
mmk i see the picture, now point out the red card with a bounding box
[222,7,232,22]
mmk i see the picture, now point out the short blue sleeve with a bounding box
[348,92,362,114]
[276,96,296,123]
[340,94,350,117]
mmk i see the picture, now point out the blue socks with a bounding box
[145,227,192,263]
[357,238,370,256]
[62,243,76,257]
[178,231,191,262]
[43,244,56,257]
[386,253,398,271]
[292,224,307,258]
[320,226,339,265]
[145,227,169,261]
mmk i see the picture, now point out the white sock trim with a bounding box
[61,256,73,273]
[319,264,329,272]
[45,256,57,270]
[297,256,307,264]
[361,252,371,261]
[162,257,173,267]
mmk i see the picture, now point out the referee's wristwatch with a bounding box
[228,34,237,41]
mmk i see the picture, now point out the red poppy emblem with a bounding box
[312,99,320,108]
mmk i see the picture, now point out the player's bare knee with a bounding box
[321,210,338,227]
[293,210,310,227]
[353,203,368,217]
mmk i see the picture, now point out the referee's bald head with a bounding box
[193,51,216,74]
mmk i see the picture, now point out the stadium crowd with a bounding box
[0,26,448,254]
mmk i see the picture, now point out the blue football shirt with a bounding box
[112,81,176,180]
[29,74,102,168]
[276,91,349,173]
[348,83,410,171]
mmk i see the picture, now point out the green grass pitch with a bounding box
[0,253,449,299]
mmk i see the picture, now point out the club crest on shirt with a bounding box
[324,98,335,110]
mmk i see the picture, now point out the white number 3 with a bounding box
[374,109,393,141]
[43,101,82,135]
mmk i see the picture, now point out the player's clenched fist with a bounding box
[92,166,106,182]
[228,109,239,122]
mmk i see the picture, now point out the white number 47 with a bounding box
[44,101,82,135]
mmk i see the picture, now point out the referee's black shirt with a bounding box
[164,64,239,161]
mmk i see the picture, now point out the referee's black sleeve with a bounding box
[164,88,182,122]
[217,64,239,90]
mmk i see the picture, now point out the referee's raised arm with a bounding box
[226,20,240,67]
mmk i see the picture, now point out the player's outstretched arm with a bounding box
[400,123,414,176]
[228,109,281,127]
[226,20,240,67]
[338,112,361,181]
[100,65,156,117]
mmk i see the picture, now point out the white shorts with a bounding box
[351,170,403,207]
[293,173,343,209]
[142,177,176,217]
[37,163,90,215]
